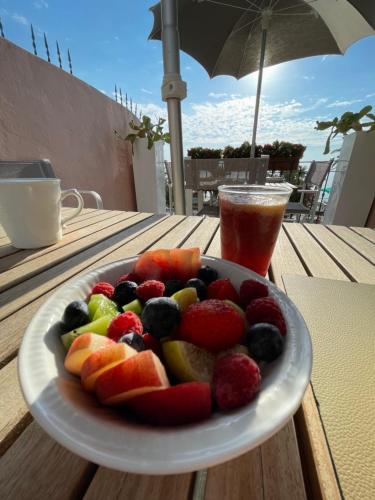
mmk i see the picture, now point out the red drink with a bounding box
[218,185,291,276]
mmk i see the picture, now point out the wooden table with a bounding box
[0,208,374,499]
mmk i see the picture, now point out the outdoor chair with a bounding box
[182,157,268,215]
[0,160,103,209]
[285,159,333,222]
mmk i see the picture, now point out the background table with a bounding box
[0,208,374,499]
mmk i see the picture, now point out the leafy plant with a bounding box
[116,115,170,154]
[315,105,375,154]
[187,147,222,159]
[222,141,305,159]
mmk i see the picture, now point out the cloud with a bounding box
[185,65,192,71]
[141,88,153,95]
[327,99,363,108]
[99,89,107,95]
[114,36,119,41]
[209,92,228,98]
[33,1,48,8]
[366,93,375,98]
[12,13,28,25]
[140,95,327,158]
[321,55,328,62]
[302,75,315,81]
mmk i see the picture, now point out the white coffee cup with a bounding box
[0,178,84,249]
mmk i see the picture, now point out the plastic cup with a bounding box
[218,184,292,276]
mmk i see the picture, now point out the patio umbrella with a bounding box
[149,0,375,213]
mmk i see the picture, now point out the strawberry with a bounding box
[179,299,245,352]
[213,353,261,410]
[142,333,163,358]
[245,297,287,336]
[107,312,143,342]
[207,278,240,303]
[91,282,114,299]
[239,279,268,308]
[136,280,165,303]
[126,382,212,425]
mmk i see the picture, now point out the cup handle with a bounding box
[60,189,84,225]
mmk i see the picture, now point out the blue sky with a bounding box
[1,0,375,162]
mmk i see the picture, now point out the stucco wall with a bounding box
[0,38,137,210]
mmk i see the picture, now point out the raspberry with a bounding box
[136,280,165,303]
[179,299,245,352]
[207,278,240,303]
[91,282,114,299]
[213,353,261,410]
[115,272,141,285]
[239,279,268,308]
[107,311,143,341]
[246,297,287,336]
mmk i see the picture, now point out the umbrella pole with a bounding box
[161,0,187,214]
[250,24,268,158]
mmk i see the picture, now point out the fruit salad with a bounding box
[60,248,286,426]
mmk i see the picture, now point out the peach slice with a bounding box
[95,350,170,406]
[64,333,114,376]
[81,342,137,393]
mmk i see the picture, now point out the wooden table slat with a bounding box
[283,223,349,281]
[350,226,375,244]
[303,223,375,284]
[0,358,31,457]
[0,423,96,500]
[150,216,202,250]
[181,217,220,252]
[270,226,306,289]
[83,468,193,500]
[327,225,375,265]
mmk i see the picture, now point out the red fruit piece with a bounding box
[115,272,141,286]
[107,311,143,342]
[170,248,201,282]
[239,279,268,308]
[246,297,287,336]
[213,353,261,410]
[143,333,163,358]
[91,282,114,299]
[179,299,245,352]
[207,278,240,303]
[134,248,201,283]
[136,280,165,303]
[127,382,212,426]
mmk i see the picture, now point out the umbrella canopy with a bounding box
[149,0,375,212]
[150,1,374,79]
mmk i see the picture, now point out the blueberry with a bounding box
[141,297,180,339]
[118,332,145,352]
[62,300,89,330]
[186,278,207,300]
[164,279,184,297]
[246,323,283,362]
[197,265,218,285]
[112,281,137,306]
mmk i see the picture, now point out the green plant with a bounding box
[117,115,170,154]
[187,147,222,159]
[315,105,375,154]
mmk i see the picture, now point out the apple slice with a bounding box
[64,333,114,376]
[95,351,169,406]
[127,382,212,426]
[81,342,137,393]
